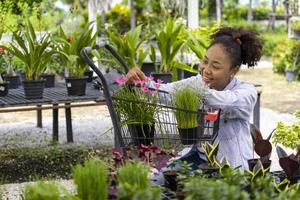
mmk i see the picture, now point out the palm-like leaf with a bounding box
[0,20,55,80]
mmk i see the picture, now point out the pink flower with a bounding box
[141,86,149,93]
[0,47,5,55]
[157,79,164,84]
[114,75,127,85]
[147,75,154,81]
[154,82,160,89]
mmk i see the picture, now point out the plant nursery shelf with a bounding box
[0,82,106,142]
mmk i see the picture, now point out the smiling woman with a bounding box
[126,27,263,170]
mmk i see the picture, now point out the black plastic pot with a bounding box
[141,62,156,76]
[3,75,20,89]
[151,73,172,83]
[178,127,198,145]
[288,175,300,184]
[0,82,9,97]
[23,80,45,99]
[84,70,94,82]
[65,77,88,96]
[163,171,178,191]
[127,123,155,145]
[248,159,272,172]
[40,74,55,88]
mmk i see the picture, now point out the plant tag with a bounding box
[67,83,72,87]
[0,86,5,91]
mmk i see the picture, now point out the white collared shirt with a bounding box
[158,74,257,170]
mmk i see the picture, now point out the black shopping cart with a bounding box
[81,43,221,150]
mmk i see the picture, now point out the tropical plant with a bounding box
[0,20,55,80]
[201,142,220,168]
[113,75,161,125]
[105,25,148,71]
[173,85,204,128]
[117,161,161,200]
[57,22,96,78]
[155,18,194,78]
[186,25,218,61]
[23,181,61,200]
[272,110,300,150]
[73,159,109,200]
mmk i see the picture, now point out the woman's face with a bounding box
[199,44,238,91]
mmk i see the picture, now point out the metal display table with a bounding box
[0,82,106,142]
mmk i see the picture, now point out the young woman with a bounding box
[126,27,262,170]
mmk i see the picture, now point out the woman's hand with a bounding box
[126,67,146,82]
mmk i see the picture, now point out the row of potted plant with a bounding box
[11,141,300,200]
[0,19,96,99]
[95,18,216,83]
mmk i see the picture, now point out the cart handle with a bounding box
[81,43,127,147]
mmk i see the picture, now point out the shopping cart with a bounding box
[81,43,221,149]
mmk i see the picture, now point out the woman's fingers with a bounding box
[126,67,146,82]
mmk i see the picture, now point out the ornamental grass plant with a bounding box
[173,86,204,129]
[73,160,109,200]
[23,181,61,200]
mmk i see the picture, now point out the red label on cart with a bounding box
[204,111,218,122]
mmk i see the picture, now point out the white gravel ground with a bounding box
[0,106,297,199]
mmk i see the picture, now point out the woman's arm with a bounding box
[205,81,257,121]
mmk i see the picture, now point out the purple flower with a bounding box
[114,75,127,85]
[147,75,154,81]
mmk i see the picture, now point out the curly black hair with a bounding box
[210,27,263,68]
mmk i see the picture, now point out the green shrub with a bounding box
[272,110,300,150]
[106,3,130,34]
[261,32,287,57]
[253,7,271,20]
[23,181,61,200]
[73,160,109,200]
[0,145,112,184]
[272,39,300,75]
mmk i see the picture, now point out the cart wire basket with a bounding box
[81,43,221,149]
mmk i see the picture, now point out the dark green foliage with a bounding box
[0,145,111,184]
[73,160,109,200]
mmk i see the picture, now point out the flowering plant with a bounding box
[56,22,96,78]
[112,144,177,170]
[113,75,162,125]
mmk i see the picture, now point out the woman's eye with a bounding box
[212,65,220,69]
[203,60,208,65]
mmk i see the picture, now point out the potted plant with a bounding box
[276,146,300,184]
[286,47,300,82]
[40,66,55,88]
[173,85,204,145]
[104,25,149,72]
[0,74,8,97]
[153,18,195,82]
[0,48,20,89]
[291,20,300,39]
[113,75,161,145]
[57,23,96,96]
[248,124,273,172]
[1,20,55,99]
